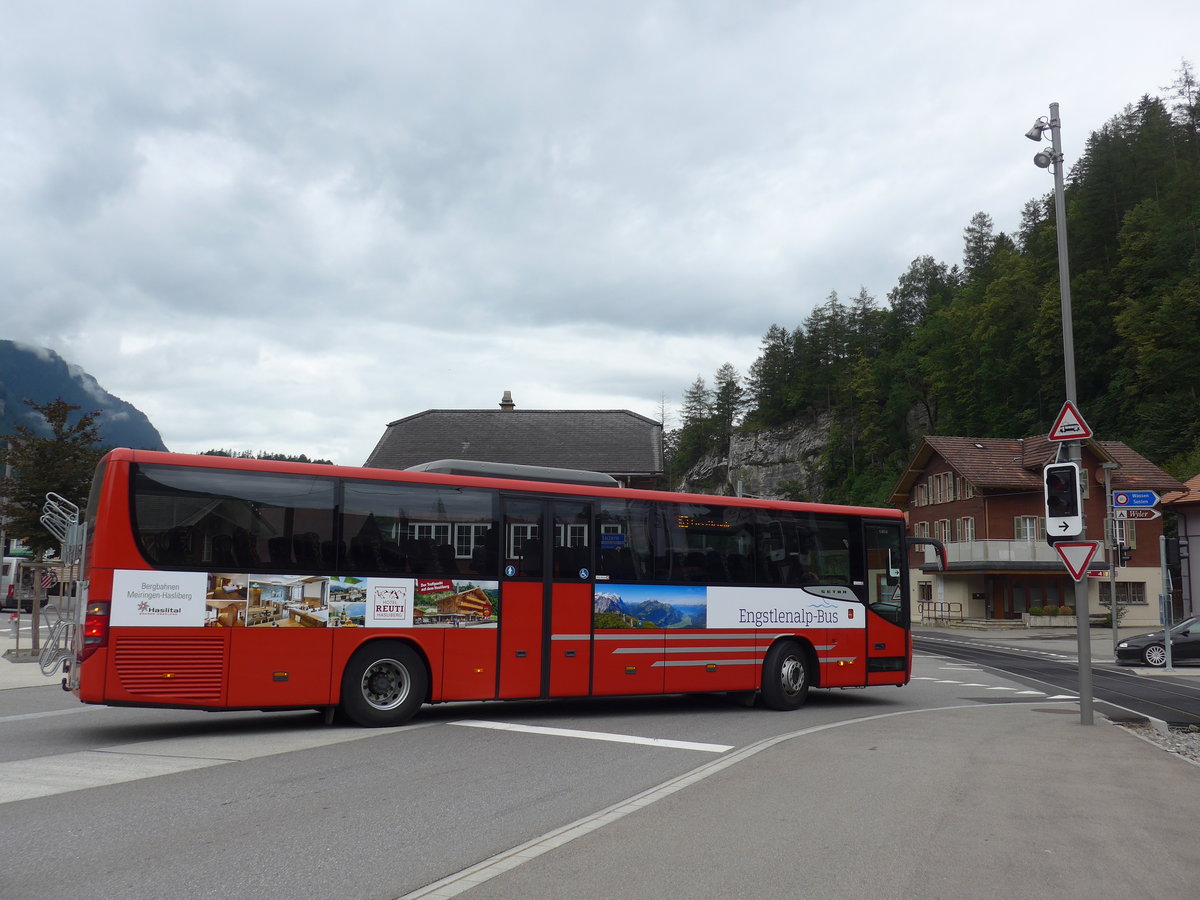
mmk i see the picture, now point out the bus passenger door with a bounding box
[863,520,910,684]
[499,497,546,699]
[547,500,593,697]
[498,497,594,699]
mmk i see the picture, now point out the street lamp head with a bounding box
[1025,117,1049,141]
[1033,150,1054,169]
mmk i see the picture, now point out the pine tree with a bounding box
[711,363,745,441]
[962,211,996,278]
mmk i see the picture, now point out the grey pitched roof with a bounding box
[363,409,663,475]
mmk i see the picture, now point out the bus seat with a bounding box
[268,537,292,566]
[322,540,344,570]
[292,532,322,569]
[211,534,236,566]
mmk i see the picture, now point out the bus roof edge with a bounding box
[404,459,620,488]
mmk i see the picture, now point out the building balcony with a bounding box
[922,539,1110,572]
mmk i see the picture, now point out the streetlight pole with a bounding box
[1029,102,1094,725]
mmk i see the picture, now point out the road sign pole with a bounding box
[1102,463,1121,660]
[1160,535,1175,672]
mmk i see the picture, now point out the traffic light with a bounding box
[1043,462,1082,539]
[1117,542,1132,567]
[1165,536,1190,566]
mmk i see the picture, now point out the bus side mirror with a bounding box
[906,536,946,572]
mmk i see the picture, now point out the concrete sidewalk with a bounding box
[419,625,1200,899]
[1,609,66,690]
[448,699,1198,900]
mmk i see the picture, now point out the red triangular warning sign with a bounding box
[1055,541,1100,581]
[1048,401,1093,441]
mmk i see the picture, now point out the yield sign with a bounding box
[1055,541,1101,581]
[1048,401,1093,441]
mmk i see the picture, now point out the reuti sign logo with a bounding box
[367,578,415,627]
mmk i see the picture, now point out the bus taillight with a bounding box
[80,600,110,661]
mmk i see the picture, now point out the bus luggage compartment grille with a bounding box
[112,635,226,702]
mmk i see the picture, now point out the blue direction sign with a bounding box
[1112,490,1160,508]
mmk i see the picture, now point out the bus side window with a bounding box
[596,499,653,582]
[343,481,498,578]
[756,512,848,587]
[132,465,337,572]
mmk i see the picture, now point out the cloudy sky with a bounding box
[3,1,1196,465]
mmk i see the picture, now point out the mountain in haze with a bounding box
[0,341,167,451]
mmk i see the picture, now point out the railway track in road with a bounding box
[914,632,1200,727]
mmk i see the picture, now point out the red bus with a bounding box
[50,449,921,726]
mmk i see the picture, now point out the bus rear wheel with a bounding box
[760,640,811,710]
[341,641,428,727]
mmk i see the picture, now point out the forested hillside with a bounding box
[670,64,1200,505]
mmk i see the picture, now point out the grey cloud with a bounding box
[2,1,1196,464]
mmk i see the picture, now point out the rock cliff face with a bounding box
[678,416,832,500]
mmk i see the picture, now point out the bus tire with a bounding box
[760,640,810,710]
[341,641,428,727]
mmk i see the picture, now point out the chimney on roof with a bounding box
[499,390,515,411]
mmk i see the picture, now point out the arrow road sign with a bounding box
[1112,508,1162,520]
[1055,541,1101,582]
[1112,490,1160,508]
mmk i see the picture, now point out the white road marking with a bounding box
[0,721,433,804]
[0,705,107,723]
[0,716,730,805]
[0,751,228,802]
[450,720,733,753]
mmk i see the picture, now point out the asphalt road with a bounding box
[3,644,1199,900]
[913,629,1200,726]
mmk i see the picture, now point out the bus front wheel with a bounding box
[341,641,428,727]
[760,640,811,710]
